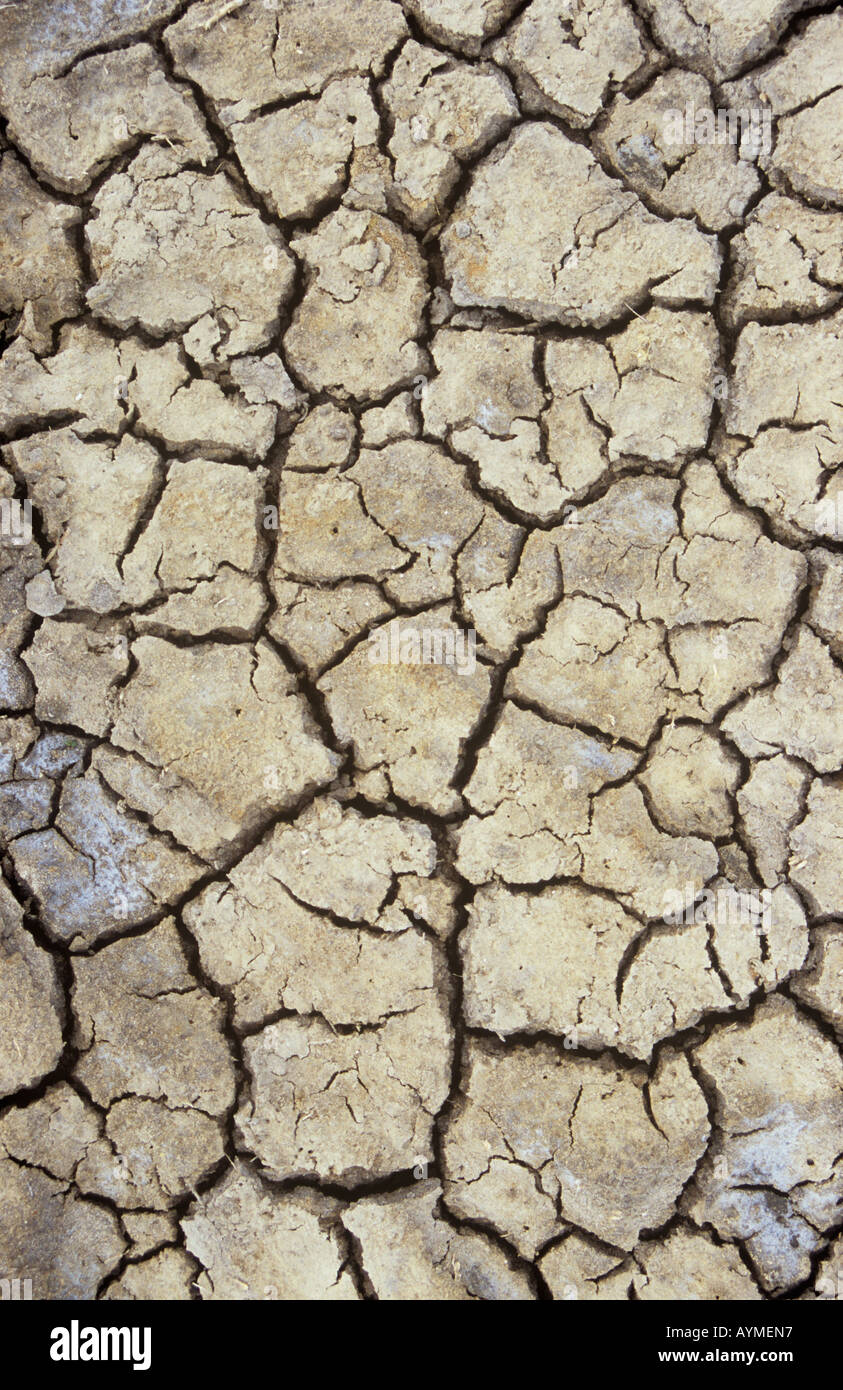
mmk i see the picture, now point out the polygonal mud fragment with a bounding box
[269,580,392,676]
[637,0,815,81]
[125,347,278,458]
[617,921,732,1057]
[584,308,719,463]
[121,1211,179,1261]
[737,754,811,888]
[383,42,518,229]
[640,724,740,838]
[0,878,63,1096]
[166,0,406,113]
[236,997,451,1184]
[25,571,65,620]
[284,209,428,400]
[229,353,304,419]
[110,636,340,861]
[453,509,524,601]
[810,550,843,660]
[422,326,544,440]
[460,881,640,1043]
[0,153,82,350]
[460,523,561,659]
[397,872,459,942]
[120,459,268,613]
[2,44,215,194]
[790,1158,843,1241]
[454,420,573,522]
[0,714,36,778]
[723,626,843,773]
[7,430,161,615]
[790,925,843,1038]
[134,569,268,642]
[186,855,440,1026]
[182,1161,358,1300]
[723,310,843,542]
[318,610,492,815]
[442,1041,708,1255]
[540,1224,761,1300]
[688,997,843,1292]
[667,623,790,726]
[549,475,683,622]
[539,1234,632,1301]
[726,309,843,443]
[0,323,139,436]
[262,796,435,919]
[556,466,803,632]
[11,771,203,948]
[542,341,613,495]
[103,1248,196,1301]
[547,468,806,721]
[714,833,781,894]
[0,0,184,94]
[360,393,417,447]
[229,78,379,222]
[788,780,843,917]
[594,70,760,231]
[768,94,843,212]
[456,702,637,884]
[703,881,808,1006]
[460,876,769,1059]
[184,798,440,1026]
[347,442,486,604]
[577,782,719,919]
[0,716,68,842]
[679,447,804,537]
[722,195,843,331]
[75,1099,225,1210]
[343,143,396,215]
[74,758,196,882]
[441,123,720,326]
[493,0,649,127]
[0,1083,99,1184]
[0,723,87,795]
[272,469,406,587]
[0,775,53,841]
[71,918,236,1113]
[22,620,129,736]
[633,1226,761,1300]
[725,12,843,206]
[342,1182,534,1299]
[461,314,713,501]
[86,160,295,360]
[0,1159,125,1300]
[507,595,673,746]
[404,0,522,54]
[725,435,843,548]
[284,404,356,472]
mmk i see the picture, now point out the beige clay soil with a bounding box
[0,0,842,1300]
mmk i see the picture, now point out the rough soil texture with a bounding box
[0,0,842,1303]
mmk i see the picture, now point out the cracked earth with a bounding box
[0,0,842,1303]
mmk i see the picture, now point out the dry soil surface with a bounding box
[0,0,842,1302]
